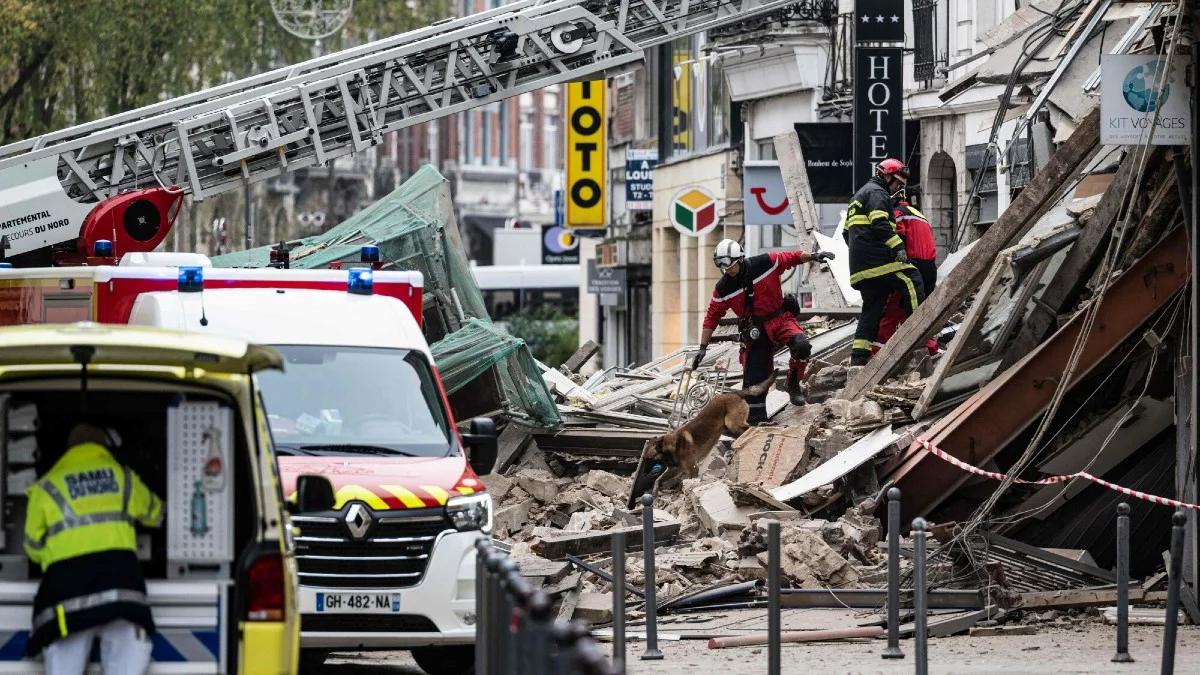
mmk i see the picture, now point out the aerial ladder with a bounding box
[0,0,833,265]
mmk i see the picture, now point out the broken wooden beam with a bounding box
[564,340,600,373]
[1018,586,1143,609]
[842,108,1102,400]
[773,130,848,309]
[911,253,1010,420]
[533,520,681,559]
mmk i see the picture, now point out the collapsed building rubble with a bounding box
[205,2,1196,640]
[481,5,1200,635]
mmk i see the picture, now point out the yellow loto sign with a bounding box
[565,80,606,229]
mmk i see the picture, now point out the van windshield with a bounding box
[256,346,455,457]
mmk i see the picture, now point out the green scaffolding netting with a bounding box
[430,319,559,426]
[212,165,559,428]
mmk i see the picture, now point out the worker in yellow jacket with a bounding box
[24,423,163,674]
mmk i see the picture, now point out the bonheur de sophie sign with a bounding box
[1101,54,1191,146]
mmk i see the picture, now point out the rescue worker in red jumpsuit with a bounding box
[877,189,938,347]
[692,239,836,422]
[844,158,926,366]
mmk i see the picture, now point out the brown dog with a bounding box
[628,374,776,508]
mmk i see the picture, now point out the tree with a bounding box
[503,306,581,369]
[0,0,449,145]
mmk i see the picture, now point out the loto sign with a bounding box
[566,80,607,228]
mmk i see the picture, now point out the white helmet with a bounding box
[713,239,744,270]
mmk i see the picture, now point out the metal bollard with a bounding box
[1113,503,1133,663]
[612,531,626,674]
[768,520,781,675]
[507,571,535,675]
[485,550,506,675]
[498,559,521,675]
[475,538,490,675]
[525,590,554,675]
[549,621,574,675]
[1162,510,1186,675]
[640,493,664,660]
[883,487,904,659]
[913,517,929,675]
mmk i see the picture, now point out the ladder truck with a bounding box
[0,0,831,266]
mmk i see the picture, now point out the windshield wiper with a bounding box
[296,444,425,457]
[273,445,317,456]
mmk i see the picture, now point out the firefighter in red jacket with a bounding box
[877,189,938,347]
[692,239,835,421]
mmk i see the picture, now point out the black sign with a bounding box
[853,47,904,188]
[856,0,905,42]
[797,121,921,202]
[624,149,657,211]
[586,259,627,300]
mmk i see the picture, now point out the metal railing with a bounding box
[475,538,615,675]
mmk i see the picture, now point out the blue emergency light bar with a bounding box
[178,266,204,293]
[347,268,374,295]
[0,263,11,269]
[360,245,380,263]
[93,240,114,257]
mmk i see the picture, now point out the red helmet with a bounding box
[875,158,909,181]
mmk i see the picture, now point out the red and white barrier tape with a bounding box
[917,438,1200,511]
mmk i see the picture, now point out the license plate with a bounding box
[314,592,401,613]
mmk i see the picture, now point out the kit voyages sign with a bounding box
[853,47,904,188]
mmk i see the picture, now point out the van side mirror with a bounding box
[294,474,336,513]
[462,417,498,476]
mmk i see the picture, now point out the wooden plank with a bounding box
[998,147,1153,371]
[911,255,1009,420]
[1019,587,1144,609]
[842,108,1102,401]
[495,422,536,473]
[564,340,600,373]
[533,520,681,560]
[773,130,847,309]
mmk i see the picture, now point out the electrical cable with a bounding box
[919,6,1184,587]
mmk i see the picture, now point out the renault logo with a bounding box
[344,503,372,540]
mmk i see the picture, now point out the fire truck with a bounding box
[0,1,829,671]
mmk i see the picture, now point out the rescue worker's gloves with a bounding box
[895,248,909,264]
[812,251,836,263]
[692,346,707,370]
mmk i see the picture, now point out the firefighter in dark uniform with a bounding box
[25,423,163,674]
[844,158,927,366]
[692,239,835,422]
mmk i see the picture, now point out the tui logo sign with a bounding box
[669,187,718,238]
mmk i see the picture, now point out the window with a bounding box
[544,113,559,171]
[665,34,731,160]
[520,111,534,170]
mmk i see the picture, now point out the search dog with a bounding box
[627,374,776,509]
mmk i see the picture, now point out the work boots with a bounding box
[786,370,806,407]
